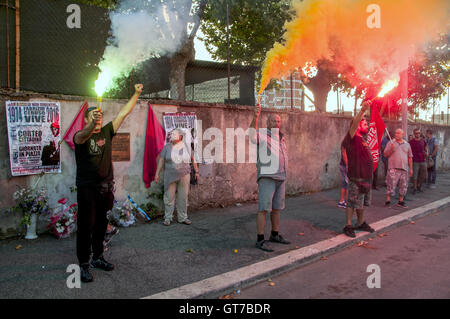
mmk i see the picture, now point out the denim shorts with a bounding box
[257,177,286,212]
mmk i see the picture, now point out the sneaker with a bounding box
[429,184,436,189]
[90,256,114,271]
[343,225,356,238]
[80,263,93,283]
[418,187,424,193]
[384,201,391,207]
[337,201,346,208]
[163,220,171,226]
[269,234,291,245]
[356,222,375,233]
[255,240,274,252]
[397,201,408,208]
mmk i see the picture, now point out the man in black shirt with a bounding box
[341,101,375,238]
[74,84,143,283]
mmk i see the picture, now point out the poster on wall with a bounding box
[5,101,61,176]
[162,112,198,151]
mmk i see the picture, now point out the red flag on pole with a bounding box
[63,100,89,150]
[367,105,386,172]
[143,103,165,188]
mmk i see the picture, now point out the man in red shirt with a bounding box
[409,128,428,194]
[341,101,375,238]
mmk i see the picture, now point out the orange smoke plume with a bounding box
[259,0,449,95]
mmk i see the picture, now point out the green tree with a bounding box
[201,0,292,66]
[408,35,450,117]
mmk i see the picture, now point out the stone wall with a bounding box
[1,91,449,238]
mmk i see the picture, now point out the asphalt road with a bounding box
[237,206,450,299]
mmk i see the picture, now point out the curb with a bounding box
[142,196,450,299]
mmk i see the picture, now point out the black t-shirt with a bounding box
[342,132,374,181]
[74,122,115,187]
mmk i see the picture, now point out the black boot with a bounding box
[91,256,114,271]
[80,263,93,283]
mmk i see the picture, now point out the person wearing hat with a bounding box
[73,83,143,283]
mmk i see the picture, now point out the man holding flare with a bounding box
[73,84,143,283]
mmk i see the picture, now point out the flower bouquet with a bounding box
[12,187,50,226]
[47,198,78,239]
[107,200,136,227]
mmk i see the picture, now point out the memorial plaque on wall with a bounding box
[112,133,130,162]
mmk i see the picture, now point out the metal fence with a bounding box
[0,0,259,106]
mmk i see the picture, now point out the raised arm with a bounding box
[112,84,143,134]
[249,103,261,144]
[349,100,370,138]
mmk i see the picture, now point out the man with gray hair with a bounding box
[250,103,290,252]
[383,129,413,208]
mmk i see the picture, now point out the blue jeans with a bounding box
[427,157,436,184]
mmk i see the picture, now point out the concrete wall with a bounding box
[1,91,450,238]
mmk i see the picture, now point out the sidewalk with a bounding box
[0,172,449,299]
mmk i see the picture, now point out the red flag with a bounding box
[63,101,89,150]
[143,103,165,188]
[367,105,386,172]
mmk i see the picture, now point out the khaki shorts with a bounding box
[413,162,427,182]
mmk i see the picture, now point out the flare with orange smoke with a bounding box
[259,0,449,96]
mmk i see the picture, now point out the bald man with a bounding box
[250,104,290,252]
[383,129,413,208]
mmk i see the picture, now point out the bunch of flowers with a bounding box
[12,186,51,226]
[107,200,136,227]
[47,198,78,239]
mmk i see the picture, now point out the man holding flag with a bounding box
[73,84,143,283]
[341,100,379,238]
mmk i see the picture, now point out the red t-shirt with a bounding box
[342,133,374,181]
[409,138,427,163]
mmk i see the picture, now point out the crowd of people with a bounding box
[72,84,440,283]
[338,123,439,219]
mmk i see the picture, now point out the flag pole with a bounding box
[385,127,393,143]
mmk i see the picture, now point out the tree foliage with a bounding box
[201,0,293,66]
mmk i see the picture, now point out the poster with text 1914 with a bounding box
[6,101,61,176]
[163,112,198,147]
